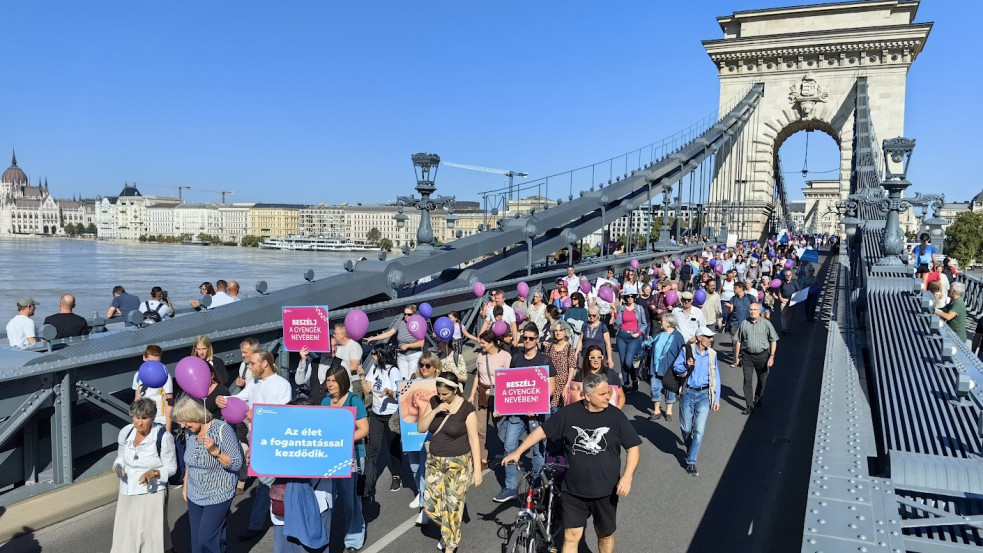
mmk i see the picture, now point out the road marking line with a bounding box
[360,468,493,553]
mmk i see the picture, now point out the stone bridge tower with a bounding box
[703,0,932,239]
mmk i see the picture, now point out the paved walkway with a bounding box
[0,270,830,553]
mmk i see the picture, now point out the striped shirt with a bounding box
[737,317,779,354]
[185,419,243,506]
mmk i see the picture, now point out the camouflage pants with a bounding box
[423,452,473,550]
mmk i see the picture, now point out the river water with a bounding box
[0,238,354,323]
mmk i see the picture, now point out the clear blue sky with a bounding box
[2,1,977,206]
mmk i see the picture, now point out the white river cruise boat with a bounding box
[259,235,377,252]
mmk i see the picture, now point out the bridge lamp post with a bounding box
[656,188,673,248]
[876,138,916,265]
[394,153,456,252]
[907,193,946,253]
[718,200,730,243]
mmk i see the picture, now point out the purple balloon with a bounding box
[665,290,678,307]
[138,360,168,389]
[345,309,369,341]
[694,289,707,306]
[517,282,530,298]
[758,291,765,302]
[418,302,433,319]
[433,316,455,342]
[598,286,615,303]
[221,397,248,425]
[630,259,639,270]
[175,356,211,399]
[714,264,724,274]
[770,278,783,289]
[406,314,427,340]
[708,258,717,267]
[579,280,592,294]
[562,297,572,309]
[673,259,683,268]
[492,320,508,337]
[515,310,526,324]
[473,281,485,298]
[784,260,794,269]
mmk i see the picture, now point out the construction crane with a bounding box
[443,162,528,204]
[193,188,235,204]
[139,183,191,200]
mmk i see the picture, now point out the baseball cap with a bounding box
[696,326,716,337]
[17,296,38,308]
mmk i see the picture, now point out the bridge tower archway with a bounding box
[702,0,932,239]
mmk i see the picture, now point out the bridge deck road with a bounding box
[0,264,830,553]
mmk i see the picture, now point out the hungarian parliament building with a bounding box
[0,153,92,236]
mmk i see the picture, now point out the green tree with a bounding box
[241,235,264,247]
[366,228,382,245]
[943,212,983,268]
[63,223,76,235]
[378,238,393,252]
[86,223,97,234]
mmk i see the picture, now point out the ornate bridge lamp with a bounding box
[394,153,457,252]
[909,193,946,252]
[655,186,673,248]
[718,200,731,243]
[876,138,916,265]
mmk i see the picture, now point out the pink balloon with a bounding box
[406,314,427,340]
[515,310,526,324]
[562,297,572,309]
[579,280,592,294]
[784,260,794,269]
[492,320,508,337]
[714,264,723,274]
[665,290,678,307]
[630,259,639,270]
[758,291,765,302]
[673,259,683,268]
[770,279,782,289]
[345,309,369,341]
[598,286,615,303]
[517,282,530,298]
[221,397,248,424]
[473,282,485,298]
[175,356,211,399]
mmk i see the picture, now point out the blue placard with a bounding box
[801,249,819,263]
[397,379,437,453]
[248,404,354,478]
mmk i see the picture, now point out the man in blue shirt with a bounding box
[726,283,753,367]
[106,285,141,327]
[672,326,720,476]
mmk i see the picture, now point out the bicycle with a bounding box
[501,458,567,553]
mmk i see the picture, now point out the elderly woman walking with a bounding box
[111,398,178,553]
[174,397,243,553]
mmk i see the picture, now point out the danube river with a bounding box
[0,238,357,323]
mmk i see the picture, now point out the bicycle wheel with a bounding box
[505,515,539,553]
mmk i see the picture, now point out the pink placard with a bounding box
[281,306,330,352]
[494,366,550,416]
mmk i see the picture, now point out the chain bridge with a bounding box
[1,2,980,552]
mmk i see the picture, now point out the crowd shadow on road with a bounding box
[0,506,41,553]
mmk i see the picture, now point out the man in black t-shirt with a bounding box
[503,372,641,553]
[43,294,90,338]
[493,323,557,503]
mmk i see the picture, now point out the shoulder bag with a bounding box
[424,396,453,455]
[476,353,495,409]
[662,344,695,395]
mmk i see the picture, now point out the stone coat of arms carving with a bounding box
[789,73,829,119]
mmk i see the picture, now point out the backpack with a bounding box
[125,423,167,458]
[142,301,164,324]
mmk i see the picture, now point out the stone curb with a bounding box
[0,471,118,543]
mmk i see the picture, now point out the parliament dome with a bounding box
[2,152,28,185]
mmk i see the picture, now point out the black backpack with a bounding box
[142,301,164,324]
[680,263,694,281]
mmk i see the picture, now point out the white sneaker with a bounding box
[409,494,421,509]
[438,538,444,551]
[415,511,429,525]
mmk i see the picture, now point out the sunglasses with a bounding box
[403,313,412,317]
[588,356,604,361]
[419,363,433,368]
[522,336,538,342]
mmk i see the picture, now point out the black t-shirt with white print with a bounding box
[541,400,641,498]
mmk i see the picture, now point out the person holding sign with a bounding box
[405,353,441,524]
[173,397,243,553]
[321,365,369,552]
[418,372,482,553]
[502,373,641,553]
[493,323,556,503]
